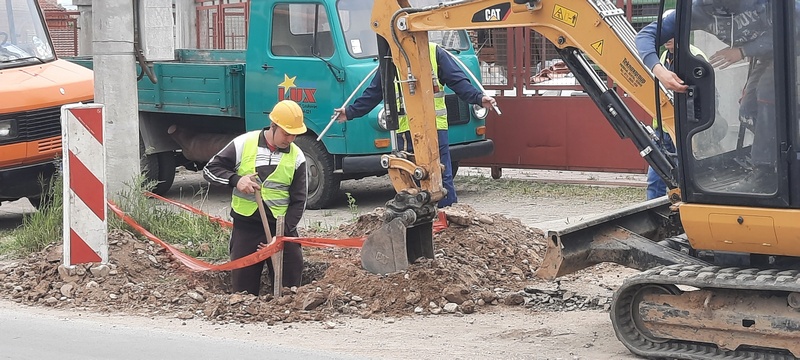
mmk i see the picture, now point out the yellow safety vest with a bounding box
[231,130,300,217]
[398,43,448,133]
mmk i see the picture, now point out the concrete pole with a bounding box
[92,0,140,196]
[73,0,92,55]
[174,0,197,49]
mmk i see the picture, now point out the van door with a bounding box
[253,2,344,137]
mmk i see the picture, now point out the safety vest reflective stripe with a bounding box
[398,42,449,133]
[230,130,298,217]
[262,180,290,192]
[265,198,290,208]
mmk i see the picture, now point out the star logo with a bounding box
[279,74,297,89]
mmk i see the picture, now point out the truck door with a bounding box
[249,1,344,136]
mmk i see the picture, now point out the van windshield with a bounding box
[0,0,55,68]
[336,0,470,59]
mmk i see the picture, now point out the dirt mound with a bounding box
[0,204,609,323]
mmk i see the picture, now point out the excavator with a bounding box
[358,0,800,358]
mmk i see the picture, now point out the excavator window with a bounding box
[676,0,783,201]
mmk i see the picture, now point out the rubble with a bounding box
[0,204,611,324]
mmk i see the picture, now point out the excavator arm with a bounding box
[371,0,679,192]
[360,0,687,277]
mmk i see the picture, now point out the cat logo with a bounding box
[485,8,502,21]
[471,2,511,23]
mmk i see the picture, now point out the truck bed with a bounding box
[66,49,246,118]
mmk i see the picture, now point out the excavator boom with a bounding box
[364,0,681,276]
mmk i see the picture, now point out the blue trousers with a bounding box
[397,130,458,208]
[646,133,676,200]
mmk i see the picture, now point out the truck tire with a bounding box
[294,135,340,209]
[140,139,176,195]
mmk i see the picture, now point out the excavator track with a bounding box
[611,264,800,360]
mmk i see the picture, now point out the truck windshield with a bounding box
[336,0,470,59]
[0,0,55,68]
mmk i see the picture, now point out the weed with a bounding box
[113,177,231,262]
[305,218,333,233]
[345,192,359,221]
[1,175,63,257]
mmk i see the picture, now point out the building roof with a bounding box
[38,0,67,12]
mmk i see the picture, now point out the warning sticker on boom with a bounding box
[620,58,646,88]
[552,5,578,27]
[590,40,604,55]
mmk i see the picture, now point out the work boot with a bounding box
[726,165,777,193]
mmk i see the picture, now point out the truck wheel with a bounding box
[294,136,340,209]
[140,139,176,195]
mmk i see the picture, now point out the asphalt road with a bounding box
[0,303,365,360]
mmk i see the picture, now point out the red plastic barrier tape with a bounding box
[108,200,366,271]
[433,211,448,233]
[144,191,233,229]
[108,200,283,271]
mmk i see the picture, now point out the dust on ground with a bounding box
[0,204,618,325]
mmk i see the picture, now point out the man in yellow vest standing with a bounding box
[204,100,308,295]
[334,42,496,208]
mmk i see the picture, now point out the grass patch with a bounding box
[456,174,644,202]
[1,175,231,263]
[112,178,231,262]
[0,176,63,257]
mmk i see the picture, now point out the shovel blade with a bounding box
[361,218,409,274]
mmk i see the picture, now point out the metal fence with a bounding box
[196,0,249,49]
[473,0,665,92]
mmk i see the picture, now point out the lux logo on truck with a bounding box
[277,74,317,103]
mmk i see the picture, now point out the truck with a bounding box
[0,0,93,208]
[68,0,493,209]
[361,0,800,358]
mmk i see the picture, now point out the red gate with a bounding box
[464,1,659,176]
[196,0,249,49]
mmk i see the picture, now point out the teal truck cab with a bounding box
[70,0,493,209]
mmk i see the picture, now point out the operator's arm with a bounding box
[635,15,677,71]
[436,46,484,105]
[203,134,246,187]
[344,74,384,119]
[284,152,308,237]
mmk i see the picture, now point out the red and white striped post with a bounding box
[61,103,108,266]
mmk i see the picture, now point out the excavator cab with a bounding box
[671,0,800,262]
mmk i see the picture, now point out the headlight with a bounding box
[471,104,488,120]
[377,109,389,130]
[0,119,17,139]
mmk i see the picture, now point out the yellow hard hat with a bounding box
[269,100,307,135]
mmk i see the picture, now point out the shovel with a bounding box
[252,175,284,297]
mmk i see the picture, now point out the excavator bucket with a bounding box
[536,198,708,280]
[361,218,435,274]
[361,218,409,274]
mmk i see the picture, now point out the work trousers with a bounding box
[397,129,458,207]
[750,63,777,167]
[229,217,303,295]
[646,133,676,200]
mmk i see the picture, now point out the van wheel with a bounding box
[294,135,340,209]
[140,139,176,195]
